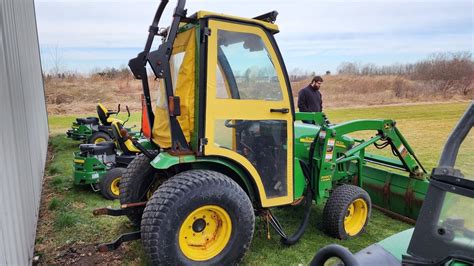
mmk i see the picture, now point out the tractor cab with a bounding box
[144,10,296,206]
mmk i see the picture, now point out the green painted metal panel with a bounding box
[361,165,429,220]
[293,159,306,198]
[378,228,414,261]
[150,152,257,200]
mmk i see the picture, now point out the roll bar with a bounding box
[128,0,192,153]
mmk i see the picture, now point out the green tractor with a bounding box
[312,102,473,266]
[93,0,430,264]
[67,103,130,144]
[73,107,151,199]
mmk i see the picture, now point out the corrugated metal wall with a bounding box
[0,0,48,264]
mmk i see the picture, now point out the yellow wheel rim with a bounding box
[110,177,120,196]
[344,199,368,236]
[94,137,106,144]
[179,205,232,261]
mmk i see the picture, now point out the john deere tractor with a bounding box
[93,1,430,264]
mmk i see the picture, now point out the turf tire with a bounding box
[141,170,255,265]
[99,167,124,200]
[322,184,371,240]
[88,131,112,144]
[119,152,159,226]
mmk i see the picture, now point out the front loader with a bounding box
[93,0,430,264]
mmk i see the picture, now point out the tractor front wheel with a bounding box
[88,131,112,144]
[99,167,124,200]
[322,184,371,239]
[141,170,255,265]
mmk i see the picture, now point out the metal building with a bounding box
[0,0,48,264]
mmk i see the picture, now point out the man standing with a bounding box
[298,76,323,114]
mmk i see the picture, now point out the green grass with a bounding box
[39,101,471,265]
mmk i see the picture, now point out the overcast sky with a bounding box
[35,0,473,74]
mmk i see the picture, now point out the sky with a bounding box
[35,0,473,75]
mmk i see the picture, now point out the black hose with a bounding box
[280,184,313,245]
[310,244,359,266]
[279,131,320,245]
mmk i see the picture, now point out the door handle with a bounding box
[270,108,289,114]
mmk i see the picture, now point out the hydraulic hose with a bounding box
[280,184,313,245]
[310,244,359,266]
[279,131,321,245]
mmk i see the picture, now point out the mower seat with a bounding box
[111,121,140,155]
[79,142,116,155]
[76,117,99,125]
[97,103,112,126]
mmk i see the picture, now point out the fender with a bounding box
[150,152,258,202]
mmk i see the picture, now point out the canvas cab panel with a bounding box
[204,19,294,207]
[152,27,197,148]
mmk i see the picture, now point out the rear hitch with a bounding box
[93,202,147,251]
[93,202,147,217]
[97,231,141,252]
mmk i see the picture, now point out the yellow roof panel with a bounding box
[194,11,279,33]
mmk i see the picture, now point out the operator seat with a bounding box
[97,103,112,126]
[111,121,140,155]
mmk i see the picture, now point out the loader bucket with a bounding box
[360,165,429,222]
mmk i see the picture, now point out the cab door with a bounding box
[205,20,293,207]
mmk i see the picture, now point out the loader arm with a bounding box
[332,120,426,178]
[312,119,428,220]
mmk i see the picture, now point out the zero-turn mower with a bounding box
[312,102,473,266]
[92,1,432,264]
[67,103,136,144]
[73,106,152,199]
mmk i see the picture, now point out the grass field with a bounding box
[35,101,471,265]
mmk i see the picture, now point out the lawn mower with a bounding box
[92,1,431,264]
[67,103,135,144]
[312,102,473,266]
[73,106,151,199]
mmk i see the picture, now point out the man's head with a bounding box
[310,76,323,90]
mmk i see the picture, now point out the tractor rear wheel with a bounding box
[88,131,112,144]
[119,152,163,226]
[99,167,124,200]
[322,184,371,239]
[141,170,255,265]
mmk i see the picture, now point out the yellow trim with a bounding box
[344,198,368,236]
[110,177,120,196]
[74,159,84,164]
[205,20,293,207]
[195,11,279,32]
[178,205,232,261]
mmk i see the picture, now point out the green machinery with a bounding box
[92,1,430,264]
[67,103,134,144]
[312,102,473,266]
[73,108,148,199]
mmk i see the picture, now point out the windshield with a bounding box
[216,30,283,101]
[406,105,474,264]
[455,130,473,180]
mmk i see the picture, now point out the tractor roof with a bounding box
[191,11,280,33]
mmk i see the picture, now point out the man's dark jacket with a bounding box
[297,85,322,112]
